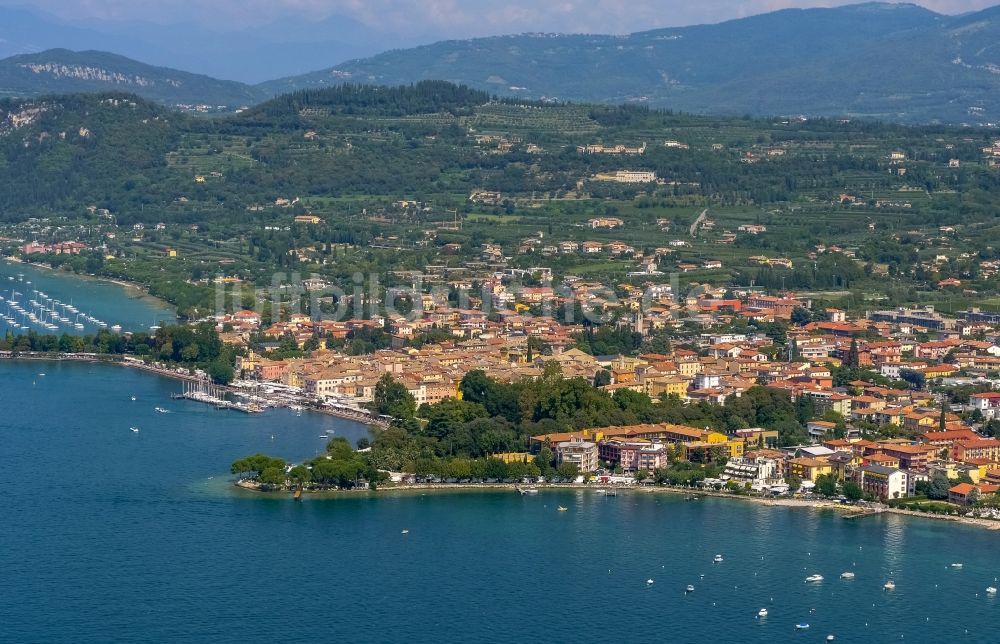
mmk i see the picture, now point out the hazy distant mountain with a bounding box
[7,3,1000,123]
[266,2,1000,124]
[0,50,265,106]
[0,6,408,83]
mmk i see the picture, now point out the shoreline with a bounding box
[3,256,176,314]
[6,348,995,533]
[233,479,1000,531]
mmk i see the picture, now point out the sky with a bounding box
[4,0,998,36]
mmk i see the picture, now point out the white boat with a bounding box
[805,574,824,583]
[840,571,855,579]
[401,529,409,534]
[646,579,654,585]
[130,427,139,433]
[154,407,169,413]
[795,623,810,630]
[713,554,724,563]
[884,580,896,590]
[987,587,997,595]
[758,608,768,617]
[951,563,963,569]
[686,584,695,592]
[130,396,137,401]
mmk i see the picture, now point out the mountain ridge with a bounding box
[264,2,1000,124]
[0,49,267,108]
[5,3,1000,123]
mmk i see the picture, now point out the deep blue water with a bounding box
[0,261,174,334]
[2,361,999,643]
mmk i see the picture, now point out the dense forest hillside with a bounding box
[0,93,180,214]
[2,82,999,225]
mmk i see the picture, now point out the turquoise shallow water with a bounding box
[1,361,998,643]
[0,261,174,334]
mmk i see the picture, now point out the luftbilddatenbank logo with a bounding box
[213,271,685,325]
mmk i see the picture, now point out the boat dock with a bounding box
[175,381,263,413]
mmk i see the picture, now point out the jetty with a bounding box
[843,508,883,520]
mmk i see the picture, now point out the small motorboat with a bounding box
[987,586,998,595]
[130,395,137,401]
[795,623,810,630]
[646,579,654,585]
[401,529,409,534]
[840,571,855,579]
[827,636,835,642]
[805,574,824,583]
[130,427,139,433]
[686,585,695,593]
[713,554,724,563]
[884,580,896,590]
[951,563,963,569]
[557,506,568,512]
[154,407,169,413]
[758,608,768,617]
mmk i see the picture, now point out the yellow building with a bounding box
[682,438,745,459]
[645,376,689,399]
[903,413,939,432]
[924,364,957,379]
[492,452,533,464]
[677,359,703,378]
[237,351,259,374]
[787,457,833,482]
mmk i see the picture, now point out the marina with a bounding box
[0,261,174,334]
[173,381,264,414]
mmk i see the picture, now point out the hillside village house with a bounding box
[21,241,86,255]
[598,170,657,183]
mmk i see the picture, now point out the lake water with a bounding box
[0,261,174,335]
[1,360,998,643]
